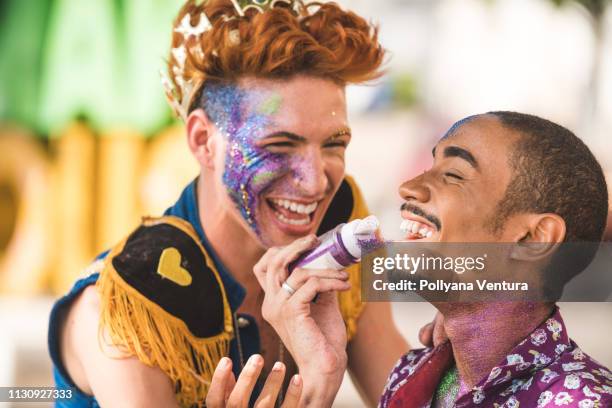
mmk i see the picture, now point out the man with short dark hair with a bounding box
[378,112,611,407]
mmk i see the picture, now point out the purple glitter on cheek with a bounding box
[202,83,291,237]
[223,133,290,234]
[267,151,327,198]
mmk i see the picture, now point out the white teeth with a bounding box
[274,210,310,226]
[306,202,317,213]
[401,218,435,239]
[271,199,318,215]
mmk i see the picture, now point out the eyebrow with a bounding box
[261,128,352,142]
[262,131,307,142]
[432,145,479,169]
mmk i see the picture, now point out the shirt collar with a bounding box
[480,306,568,385]
[384,306,571,407]
[164,179,246,311]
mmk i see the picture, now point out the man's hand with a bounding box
[418,312,447,347]
[206,355,302,408]
[253,235,350,406]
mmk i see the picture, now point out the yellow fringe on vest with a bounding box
[338,175,369,341]
[97,217,233,408]
[95,175,369,404]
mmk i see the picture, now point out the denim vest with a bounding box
[48,180,259,407]
[48,177,365,407]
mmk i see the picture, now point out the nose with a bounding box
[399,173,431,204]
[293,148,328,198]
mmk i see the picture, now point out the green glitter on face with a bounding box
[433,366,460,408]
[258,94,283,115]
[251,170,279,185]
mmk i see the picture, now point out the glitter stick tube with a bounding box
[289,216,384,272]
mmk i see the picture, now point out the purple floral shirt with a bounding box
[379,308,612,408]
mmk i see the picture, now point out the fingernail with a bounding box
[272,361,284,371]
[292,374,302,386]
[218,357,230,369]
[248,354,262,366]
[339,271,349,279]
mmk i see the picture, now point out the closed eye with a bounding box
[324,140,348,148]
[444,172,464,180]
[265,141,295,148]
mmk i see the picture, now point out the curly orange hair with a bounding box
[167,0,385,114]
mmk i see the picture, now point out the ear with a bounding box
[526,213,566,244]
[510,213,566,261]
[186,109,216,169]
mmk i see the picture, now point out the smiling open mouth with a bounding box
[267,198,318,226]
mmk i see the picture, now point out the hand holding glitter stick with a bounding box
[288,215,384,273]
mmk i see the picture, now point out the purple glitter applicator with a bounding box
[289,215,384,272]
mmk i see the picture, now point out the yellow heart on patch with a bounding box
[157,247,192,287]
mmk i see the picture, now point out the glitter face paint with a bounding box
[203,81,332,245]
[202,82,289,238]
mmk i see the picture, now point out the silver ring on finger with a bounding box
[281,281,296,296]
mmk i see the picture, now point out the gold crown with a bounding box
[229,0,304,16]
[161,0,306,121]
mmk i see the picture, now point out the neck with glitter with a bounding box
[442,302,552,390]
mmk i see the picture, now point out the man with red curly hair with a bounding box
[47,1,423,407]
